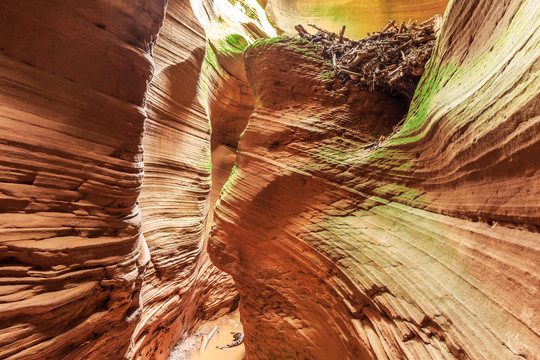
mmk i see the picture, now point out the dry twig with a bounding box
[295,16,440,98]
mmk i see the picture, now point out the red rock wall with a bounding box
[1,0,538,358]
[205,59,255,150]
[135,1,238,358]
[0,1,165,359]
[0,1,237,359]
[209,0,540,358]
[194,0,268,150]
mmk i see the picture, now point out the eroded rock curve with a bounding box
[210,0,540,358]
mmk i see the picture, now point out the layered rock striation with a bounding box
[0,1,238,359]
[135,1,238,358]
[210,0,540,358]
[1,0,538,359]
[0,1,166,358]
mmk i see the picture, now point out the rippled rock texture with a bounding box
[0,1,166,358]
[210,0,540,359]
[0,1,237,359]
[1,0,539,359]
[193,0,275,149]
[260,0,449,38]
[192,0,274,234]
[135,1,238,359]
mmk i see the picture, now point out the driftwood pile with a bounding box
[295,17,440,98]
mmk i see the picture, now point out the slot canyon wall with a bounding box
[210,0,540,359]
[0,1,167,358]
[0,0,538,360]
[134,0,239,358]
[0,0,241,359]
[190,0,275,220]
[134,0,276,357]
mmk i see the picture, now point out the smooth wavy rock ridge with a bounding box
[0,0,538,359]
[0,1,236,359]
[209,0,540,358]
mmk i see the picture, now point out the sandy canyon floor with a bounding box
[168,310,245,360]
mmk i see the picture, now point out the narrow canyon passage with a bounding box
[0,0,539,360]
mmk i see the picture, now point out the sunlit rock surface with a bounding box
[193,0,275,150]
[210,0,540,359]
[0,1,238,359]
[260,0,449,38]
[135,1,238,359]
[192,0,274,224]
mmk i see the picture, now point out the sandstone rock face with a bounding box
[193,0,275,151]
[210,0,540,359]
[193,0,273,226]
[0,1,166,358]
[261,0,449,38]
[0,1,238,359]
[135,1,238,359]
[2,0,539,359]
